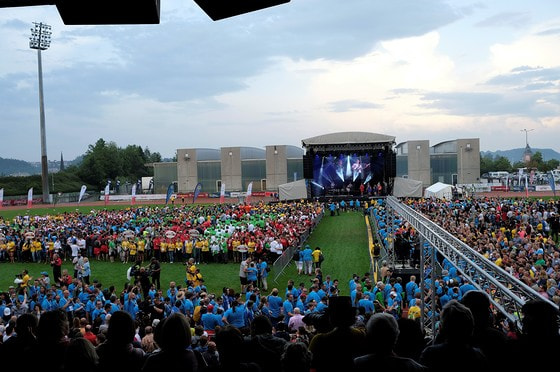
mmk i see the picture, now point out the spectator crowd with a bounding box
[0,196,559,371]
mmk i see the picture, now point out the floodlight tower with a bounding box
[520,128,534,146]
[30,22,52,203]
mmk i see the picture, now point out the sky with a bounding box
[0,0,559,162]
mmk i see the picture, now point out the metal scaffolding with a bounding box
[384,196,557,335]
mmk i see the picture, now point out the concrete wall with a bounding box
[176,148,198,193]
[221,147,242,191]
[457,138,480,184]
[265,145,288,190]
[406,140,431,188]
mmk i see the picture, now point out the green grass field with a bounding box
[0,208,371,296]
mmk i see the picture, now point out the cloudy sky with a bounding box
[1,0,559,162]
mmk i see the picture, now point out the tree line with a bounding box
[0,138,162,196]
[481,151,560,175]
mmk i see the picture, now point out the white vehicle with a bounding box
[485,171,510,179]
[551,169,560,181]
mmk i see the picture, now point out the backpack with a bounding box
[319,253,324,262]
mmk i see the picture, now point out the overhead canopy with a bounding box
[424,182,453,199]
[392,177,423,198]
[302,132,396,146]
[278,179,308,201]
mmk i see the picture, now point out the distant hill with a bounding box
[481,148,560,164]
[0,156,82,176]
[0,157,41,176]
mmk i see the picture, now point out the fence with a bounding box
[271,210,324,283]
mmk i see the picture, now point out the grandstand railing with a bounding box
[385,196,558,333]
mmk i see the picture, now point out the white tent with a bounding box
[278,179,308,201]
[424,182,454,199]
[392,177,423,198]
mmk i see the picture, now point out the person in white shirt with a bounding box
[288,307,305,332]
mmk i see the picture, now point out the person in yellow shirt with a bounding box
[47,239,55,261]
[7,240,16,263]
[22,238,32,262]
[21,269,32,288]
[194,238,204,265]
[312,246,324,269]
[0,240,7,262]
[129,240,137,263]
[408,298,422,320]
[121,240,129,263]
[175,239,183,262]
[137,238,146,262]
[186,258,197,284]
[185,239,193,262]
[232,238,241,263]
[201,237,210,264]
[160,240,168,262]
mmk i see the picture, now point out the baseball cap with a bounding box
[207,304,214,312]
[4,308,11,316]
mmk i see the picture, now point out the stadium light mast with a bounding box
[520,128,534,147]
[30,22,52,203]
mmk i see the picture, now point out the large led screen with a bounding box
[311,152,386,196]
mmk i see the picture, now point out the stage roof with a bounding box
[302,132,396,147]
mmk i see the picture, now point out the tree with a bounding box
[493,156,512,172]
[74,139,161,189]
[77,139,123,188]
[544,159,560,172]
[480,154,512,174]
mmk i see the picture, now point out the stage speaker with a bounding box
[56,0,161,24]
[194,0,290,21]
[303,154,313,179]
[386,151,396,178]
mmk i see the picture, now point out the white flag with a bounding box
[131,183,137,205]
[246,182,253,204]
[104,183,110,205]
[78,185,87,204]
[247,182,253,197]
[0,188,3,209]
[220,183,226,204]
[27,187,33,208]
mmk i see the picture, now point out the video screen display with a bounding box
[311,152,386,196]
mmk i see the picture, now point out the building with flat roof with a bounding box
[153,145,304,194]
[395,138,480,187]
[151,134,480,195]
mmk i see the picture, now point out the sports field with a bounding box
[0,205,371,296]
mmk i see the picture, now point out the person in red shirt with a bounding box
[83,324,98,346]
[51,253,63,286]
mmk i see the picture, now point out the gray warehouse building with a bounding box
[151,134,480,195]
[395,138,480,187]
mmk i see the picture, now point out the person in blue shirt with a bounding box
[258,258,269,291]
[267,288,284,328]
[122,291,139,320]
[283,294,295,325]
[307,285,321,305]
[222,300,246,329]
[358,293,375,315]
[201,304,223,332]
[459,279,477,296]
[405,275,419,304]
[302,245,313,276]
[246,262,258,285]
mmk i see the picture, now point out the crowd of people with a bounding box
[0,264,558,371]
[0,201,322,269]
[0,196,559,371]
[374,197,560,306]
